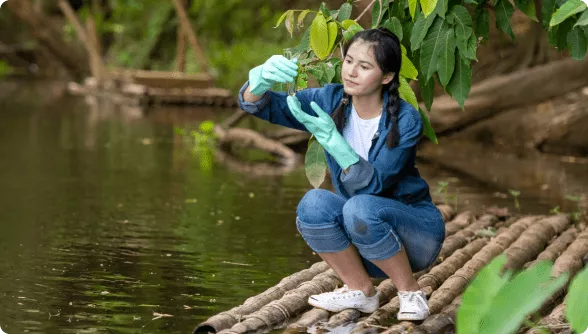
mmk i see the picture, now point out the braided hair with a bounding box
[330,27,402,148]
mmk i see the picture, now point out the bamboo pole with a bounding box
[437,204,455,222]
[171,0,209,73]
[216,269,342,334]
[437,214,499,263]
[193,261,329,333]
[444,211,475,237]
[175,0,187,72]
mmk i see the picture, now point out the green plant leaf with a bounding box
[409,0,419,20]
[421,0,440,18]
[372,0,390,27]
[320,2,331,19]
[419,72,435,111]
[447,54,472,109]
[400,45,419,79]
[457,254,511,334]
[475,8,490,42]
[576,9,588,26]
[480,261,569,334]
[399,76,418,109]
[515,0,539,21]
[285,10,295,37]
[435,0,449,18]
[297,9,312,29]
[566,267,588,333]
[418,107,438,143]
[305,138,327,188]
[542,0,557,27]
[495,0,516,39]
[567,26,588,59]
[327,21,339,54]
[550,0,587,26]
[411,11,437,50]
[310,13,330,59]
[343,21,364,41]
[384,17,404,41]
[420,16,448,81]
[338,3,353,22]
[437,28,457,87]
[275,10,293,28]
[457,32,478,60]
[449,5,474,43]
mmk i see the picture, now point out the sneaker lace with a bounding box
[330,285,362,299]
[400,291,426,310]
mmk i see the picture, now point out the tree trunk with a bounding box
[5,0,89,79]
[171,0,209,73]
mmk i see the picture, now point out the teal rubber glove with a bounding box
[248,55,298,96]
[286,96,359,170]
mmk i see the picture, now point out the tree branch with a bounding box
[355,0,377,23]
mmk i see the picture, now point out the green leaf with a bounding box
[458,30,478,60]
[372,0,390,27]
[384,17,404,41]
[399,76,418,109]
[495,0,516,39]
[338,3,353,22]
[285,11,295,37]
[343,21,364,41]
[475,8,490,42]
[447,54,472,109]
[419,72,435,111]
[341,19,356,29]
[310,13,330,59]
[297,9,312,29]
[437,28,457,87]
[400,45,419,79]
[411,11,437,50]
[576,9,588,26]
[479,261,569,334]
[409,0,419,20]
[305,138,327,189]
[435,0,449,18]
[566,267,588,334]
[327,21,339,54]
[320,2,331,19]
[465,0,478,4]
[567,26,588,59]
[420,16,448,80]
[421,0,439,18]
[275,10,293,28]
[449,5,474,45]
[418,107,438,144]
[515,0,539,21]
[457,254,512,334]
[557,18,576,48]
[542,0,557,27]
[550,0,587,26]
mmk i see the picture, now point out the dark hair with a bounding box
[331,27,402,148]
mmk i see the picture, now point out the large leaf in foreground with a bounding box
[305,138,327,188]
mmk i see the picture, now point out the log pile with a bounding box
[193,205,588,334]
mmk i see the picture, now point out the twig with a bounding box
[355,0,377,22]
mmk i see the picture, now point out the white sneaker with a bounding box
[308,285,380,313]
[397,290,430,321]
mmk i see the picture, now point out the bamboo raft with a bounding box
[193,205,588,334]
[67,69,238,107]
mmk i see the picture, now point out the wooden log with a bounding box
[193,262,329,333]
[171,0,209,72]
[4,0,89,78]
[427,56,588,135]
[110,68,214,89]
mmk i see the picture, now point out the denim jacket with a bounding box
[238,82,432,204]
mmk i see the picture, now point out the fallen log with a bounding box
[427,57,588,135]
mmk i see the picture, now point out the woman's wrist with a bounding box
[243,84,264,103]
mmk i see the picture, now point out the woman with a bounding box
[238,28,445,321]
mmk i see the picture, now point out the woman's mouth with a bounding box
[345,80,358,86]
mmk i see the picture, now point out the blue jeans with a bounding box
[296,189,445,278]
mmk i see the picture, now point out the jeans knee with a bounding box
[342,195,388,240]
[297,189,343,225]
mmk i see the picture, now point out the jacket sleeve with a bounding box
[237,81,338,131]
[339,105,423,196]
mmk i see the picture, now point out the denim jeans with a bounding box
[296,189,445,278]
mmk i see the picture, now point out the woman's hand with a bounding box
[248,55,298,96]
[286,96,359,170]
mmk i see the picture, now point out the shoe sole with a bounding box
[308,298,377,313]
[397,313,429,321]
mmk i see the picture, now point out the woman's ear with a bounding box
[382,72,395,85]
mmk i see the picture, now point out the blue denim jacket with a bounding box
[238,82,432,203]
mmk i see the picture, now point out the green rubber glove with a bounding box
[286,96,359,170]
[248,55,298,96]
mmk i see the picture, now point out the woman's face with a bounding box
[341,40,393,97]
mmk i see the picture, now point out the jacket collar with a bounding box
[344,89,390,138]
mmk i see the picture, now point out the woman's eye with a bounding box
[345,59,352,64]
[360,66,368,70]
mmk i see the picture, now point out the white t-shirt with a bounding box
[343,104,381,161]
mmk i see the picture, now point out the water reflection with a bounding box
[0,84,559,333]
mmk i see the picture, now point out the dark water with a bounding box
[0,81,557,333]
